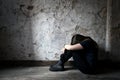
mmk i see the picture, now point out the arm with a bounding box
[63,38,94,51]
[64,43,84,50]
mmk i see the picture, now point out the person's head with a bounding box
[71,34,86,45]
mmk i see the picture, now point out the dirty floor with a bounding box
[0,66,120,80]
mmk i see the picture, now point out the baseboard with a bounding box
[0,60,120,68]
[0,60,73,67]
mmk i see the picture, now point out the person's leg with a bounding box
[72,50,95,74]
[72,50,98,74]
[49,49,73,71]
[60,49,73,63]
[85,50,98,74]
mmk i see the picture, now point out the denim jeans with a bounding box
[60,49,98,74]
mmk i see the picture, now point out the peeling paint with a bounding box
[98,7,107,18]
[0,0,107,60]
[27,5,34,10]
[54,53,59,59]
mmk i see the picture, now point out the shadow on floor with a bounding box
[64,60,120,75]
[95,60,120,74]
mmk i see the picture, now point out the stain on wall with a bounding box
[0,0,107,60]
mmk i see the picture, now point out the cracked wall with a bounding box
[0,0,107,60]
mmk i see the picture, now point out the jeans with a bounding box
[60,49,98,74]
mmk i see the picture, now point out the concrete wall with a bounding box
[0,0,107,60]
[110,0,120,61]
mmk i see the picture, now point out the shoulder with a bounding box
[80,37,98,49]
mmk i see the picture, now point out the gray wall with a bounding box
[110,0,120,61]
[0,0,107,60]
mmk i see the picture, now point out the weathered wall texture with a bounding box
[0,0,107,60]
[111,0,120,61]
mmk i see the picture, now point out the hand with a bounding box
[61,47,65,53]
[64,45,72,50]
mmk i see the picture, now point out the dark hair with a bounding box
[71,34,86,45]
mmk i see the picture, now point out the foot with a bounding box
[49,64,64,71]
